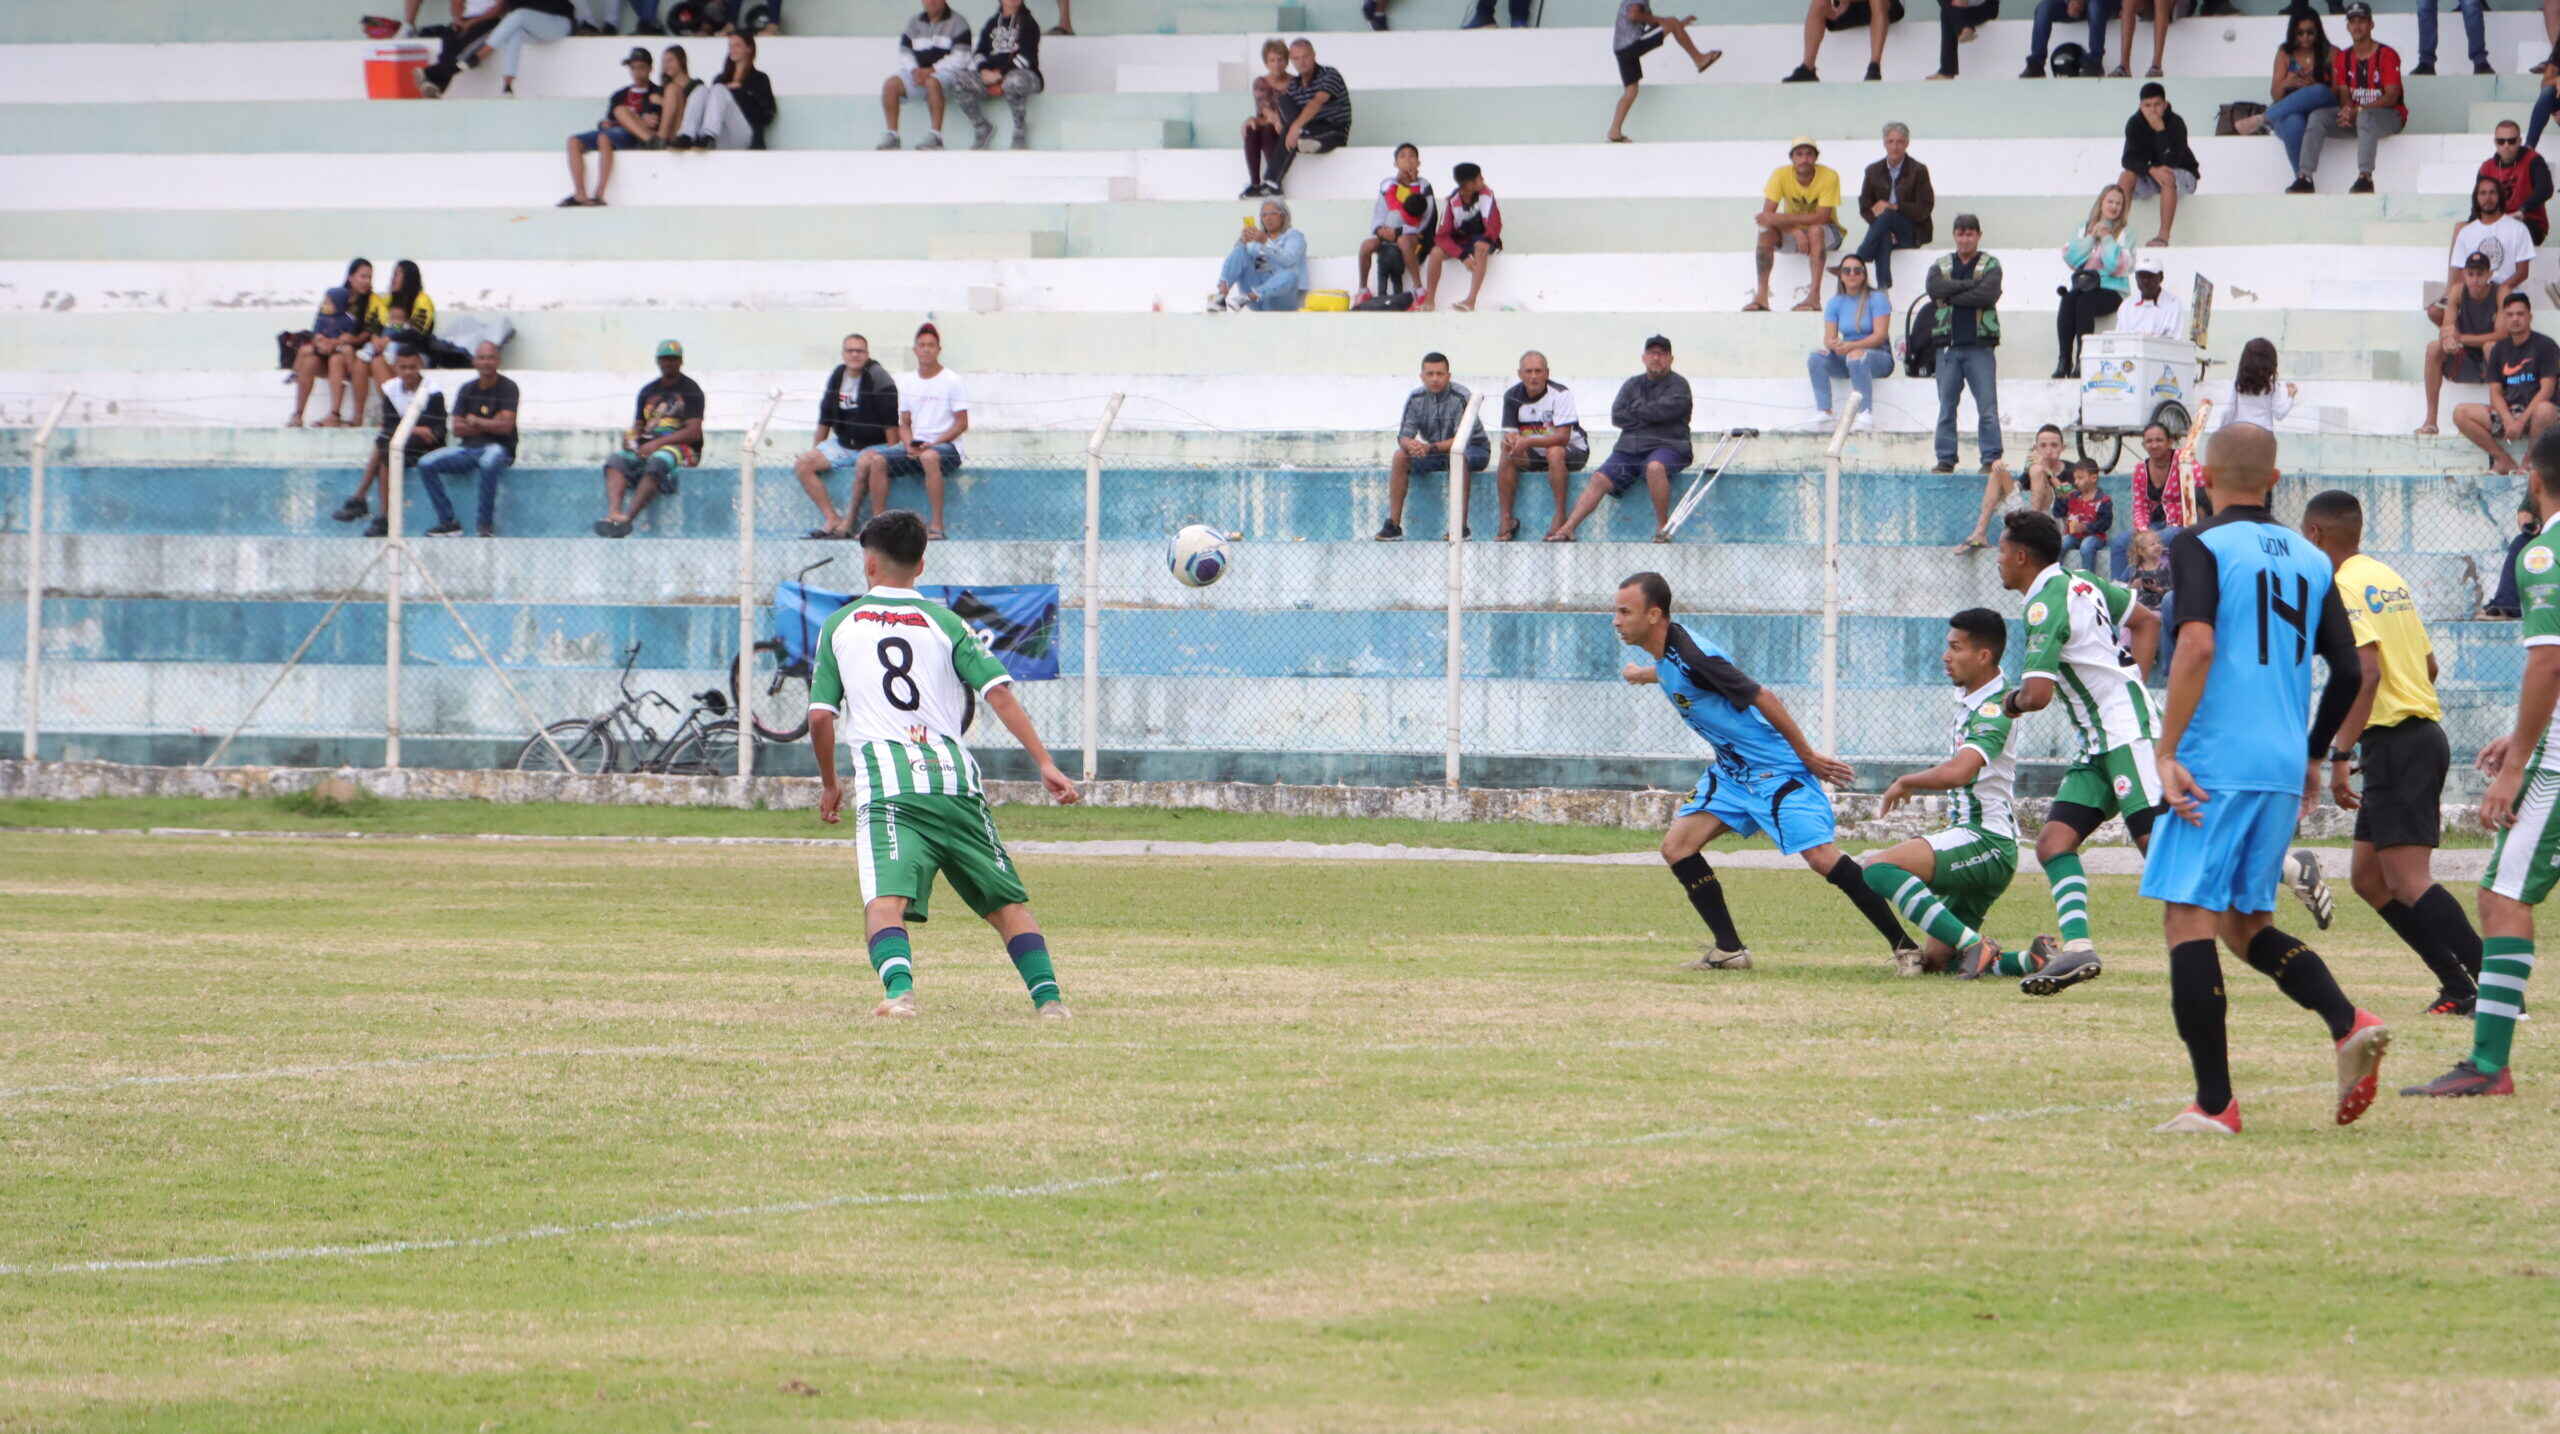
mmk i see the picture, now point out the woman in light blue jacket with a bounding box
[1211,198,1310,312]
[2054,183,2135,378]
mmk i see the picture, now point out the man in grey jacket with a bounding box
[1552,334,1692,542]
[1376,350,1493,540]
[878,0,974,151]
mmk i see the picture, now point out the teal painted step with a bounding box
[0,193,2458,264]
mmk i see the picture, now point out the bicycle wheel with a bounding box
[664,719,742,777]
[513,719,617,774]
[732,643,811,744]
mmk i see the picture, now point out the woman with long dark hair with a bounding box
[675,31,776,149]
[292,256,370,428]
[363,259,436,409]
[2244,12,2335,184]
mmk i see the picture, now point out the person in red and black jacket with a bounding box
[2482,119,2554,246]
[2295,2,2403,195]
[1421,163,1501,313]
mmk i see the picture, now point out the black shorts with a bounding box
[1616,32,1666,84]
[1827,0,1906,29]
[2355,717,2450,849]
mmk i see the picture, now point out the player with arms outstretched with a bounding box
[808,510,1081,1020]
[2144,424,2389,1134]
[1614,572,1915,970]
[1995,508,2163,995]
[2406,427,2560,1097]
[1867,609,2047,980]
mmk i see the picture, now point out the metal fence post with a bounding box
[1446,391,1485,790]
[382,384,429,771]
[1082,393,1125,784]
[19,390,73,762]
[738,389,782,795]
[1820,395,1860,756]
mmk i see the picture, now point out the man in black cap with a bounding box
[1552,334,1691,542]
[2296,3,2404,195]
[562,47,661,208]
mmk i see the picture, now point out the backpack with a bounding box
[1901,294,1941,378]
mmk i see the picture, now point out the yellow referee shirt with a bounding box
[2335,552,2441,729]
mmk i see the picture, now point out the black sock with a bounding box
[2415,884,2484,982]
[2169,939,2233,1113]
[1825,855,1914,952]
[2379,898,2472,999]
[1668,853,1745,951]
[2242,927,2358,1041]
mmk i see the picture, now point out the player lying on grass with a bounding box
[807,509,1082,1020]
[1995,508,2164,997]
[1866,608,2051,981]
[1614,571,1916,971]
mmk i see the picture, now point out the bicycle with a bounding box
[730,555,835,745]
[513,641,742,775]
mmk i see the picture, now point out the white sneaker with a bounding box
[873,993,918,1019]
[1206,291,1229,313]
[1037,1001,1073,1020]
[1808,411,1836,432]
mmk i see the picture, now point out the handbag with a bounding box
[2215,100,2266,137]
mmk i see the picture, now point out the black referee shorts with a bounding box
[2355,717,2451,849]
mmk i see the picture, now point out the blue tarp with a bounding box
[776,582,1060,681]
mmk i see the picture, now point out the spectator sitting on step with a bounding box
[2481,120,2552,246]
[2531,36,2560,154]
[1422,162,1501,313]
[2116,82,2198,246]
[1262,39,1352,196]
[2021,0,2112,79]
[1375,351,1493,541]
[1926,0,1998,79]
[1240,38,1291,198]
[2127,525,2171,610]
[290,256,373,429]
[2235,10,2334,188]
[1783,0,1902,84]
[2420,250,2500,436]
[2409,0,2490,76]
[412,342,519,538]
[1550,333,1692,542]
[2292,3,2403,196]
[2112,418,2198,576]
[1464,0,1533,26]
[348,350,450,537]
[2454,292,2560,475]
[2058,458,2113,571]
[1806,254,1893,429]
[1748,137,1842,313]
[460,0,576,96]
[2214,336,2296,432]
[1210,197,1309,312]
[2116,253,2185,338]
[2054,184,2133,379]
[1357,143,1435,307]
[797,332,900,539]
[658,44,699,130]
[1853,121,1932,297]
[1605,2,1719,144]
[952,0,1041,150]
[359,260,436,413]
[416,0,506,97]
[594,339,706,538]
[877,0,972,151]
[1956,421,2064,553]
[2114,0,2169,79]
[672,32,777,151]
[1497,349,1589,543]
[564,49,661,208]
[2449,174,2534,304]
[859,322,969,539]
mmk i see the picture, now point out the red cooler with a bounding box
[364,41,434,99]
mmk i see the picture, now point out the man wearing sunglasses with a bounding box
[2480,119,2553,247]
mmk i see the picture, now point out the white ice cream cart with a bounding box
[2072,276,2213,469]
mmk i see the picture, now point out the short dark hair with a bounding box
[2000,508,2064,567]
[2071,458,2102,479]
[2303,489,2363,527]
[1453,161,1481,184]
[2507,292,2535,311]
[1950,607,2006,660]
[860,509,929,568]
[1421,351,1449,368]
[1395,141,1418,158]
[1619,571,1672,616]
[2139,80,2166,101]
[2037,422,2064,439]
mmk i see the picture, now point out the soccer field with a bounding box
[6,824,2560,1432]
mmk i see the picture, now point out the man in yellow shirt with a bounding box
[2297,489,2486,1015]
[1750,136,1843,314]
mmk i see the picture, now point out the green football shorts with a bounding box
[1924,824,2020,931]
[854,793,1029,923]
[2052,739,2165,819]
[2484,767,2560,906]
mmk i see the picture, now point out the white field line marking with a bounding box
[0,1040,1676,1101]
[0,1082,2337,1278]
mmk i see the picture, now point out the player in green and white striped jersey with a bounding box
[1862,609,2039,979]
[809,511,1082,1020]
[1996,509,2163,995]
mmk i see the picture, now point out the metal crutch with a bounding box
[1657,426,1759,541]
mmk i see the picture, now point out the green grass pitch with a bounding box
[3,806,2558,1431]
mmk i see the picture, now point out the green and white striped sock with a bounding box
[1865,862,1978,951]
[868,926,915,1000]
[2470,936,2536,1074]
[2043,851,2092,945]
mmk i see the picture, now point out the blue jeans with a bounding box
[2067,534,2107,570]
[2532,86,2560,153]
[2266,84,2336,176]
[2416,0,2486,69]
[416,442,513,529]
[1808,347,1892,415]
[1934,345,2002,466]
[1217,243,1304,311]
[1854,209,1917,292]
[2028,0,2111,70]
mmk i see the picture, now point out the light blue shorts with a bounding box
[815,435,867,470]
[2139,787,2297,913]
[1676,766,1838,856]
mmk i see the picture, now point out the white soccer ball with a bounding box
[1168,524,1232,587]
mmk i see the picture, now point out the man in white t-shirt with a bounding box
[858,322,970,539]
[2114,256,2186,339]
[1496,350,1590,543]
[2451,176,2535,303]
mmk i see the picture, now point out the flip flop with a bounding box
[1741,299,1770,312]
[1497,519,1521,542]
[927,526,947,540]
[1542,532,1575,543]
[1696,49,1722,73]
[1606,134,1631,143]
